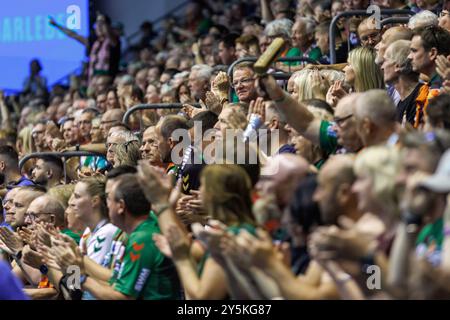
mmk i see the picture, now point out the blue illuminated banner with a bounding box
[0,0,90,92]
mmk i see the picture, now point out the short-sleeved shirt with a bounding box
[110,216,181,300]
[319,120,338,156]
[61,229,82,245]
[79,220,118,264]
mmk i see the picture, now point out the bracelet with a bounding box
[15,250,23,260]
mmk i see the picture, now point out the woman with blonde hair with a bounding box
[353,145,401,227]
[289,69,331,102]
[344,46,384,93]
[326,47,384,107]
[16,125,35,157]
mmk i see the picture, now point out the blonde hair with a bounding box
[48,184,75,209]
[320,69,345,84]
[80,176,108,217]
[348,47,384,92]
[113,140,141,167]
[17,126,35,155]
[293,69,330,102]
[354,146,400,216]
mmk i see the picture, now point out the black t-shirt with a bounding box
[177,146,206,194]
[396,83,422,126]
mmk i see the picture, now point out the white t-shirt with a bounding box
[79,220,118,264]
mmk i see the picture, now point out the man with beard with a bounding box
[31,156,63,189]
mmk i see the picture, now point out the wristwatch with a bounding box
[39,264,49,275]
[402,211,422,233]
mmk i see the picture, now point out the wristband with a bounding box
[39,264,49,275]
[15,250,23,260]
[402,211,422,227]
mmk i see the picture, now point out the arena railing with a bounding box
[19,151,105,183]
[380,16,411,27]
[329,9,415,64]
[122,102,201,132]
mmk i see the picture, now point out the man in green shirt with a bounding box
[291,18,322,62]
[78,174,181,299]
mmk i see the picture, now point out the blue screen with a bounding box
[0,0,90,92]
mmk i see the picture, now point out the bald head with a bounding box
[321,154,355,187]
[333,94,364,152]
[314,154,357,224]
[258,154,310,208]
[355,90,396,146]
[375,26,412,65]
[357,17,381,48]
[355,90,396,126]
[101,109,125,138]
[26,195,65,228]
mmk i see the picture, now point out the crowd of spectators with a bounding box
[1,0,450,300]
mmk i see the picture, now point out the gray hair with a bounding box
[265,18,294,38]
[109,130,140,144]
[408,10,438,29]
[296,17,316,36]
[355,90,396,126]
[191,64,213,81]
[385,40,415,75]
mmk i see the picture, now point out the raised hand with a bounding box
[153,233,172,258]
[204,91,223,115]
[136,161,174,207]
[0,227,24,255]
[211,71,230,94]
[436,55,450,81]
[22,245,44,268]
[166,225,192,260]
[310,70,329,100]
[18,227,34,249]
[248,97,266,123]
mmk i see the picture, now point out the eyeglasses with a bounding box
[24,212,52,222]
[333,114,353,128]
[231,77,254,88]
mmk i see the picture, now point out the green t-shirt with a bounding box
[416,217,443,266]
[110,216,181,300]
[282,47,301,66]
[61,229,82,245]
[299,46,322,62]
[319,120,338,156]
